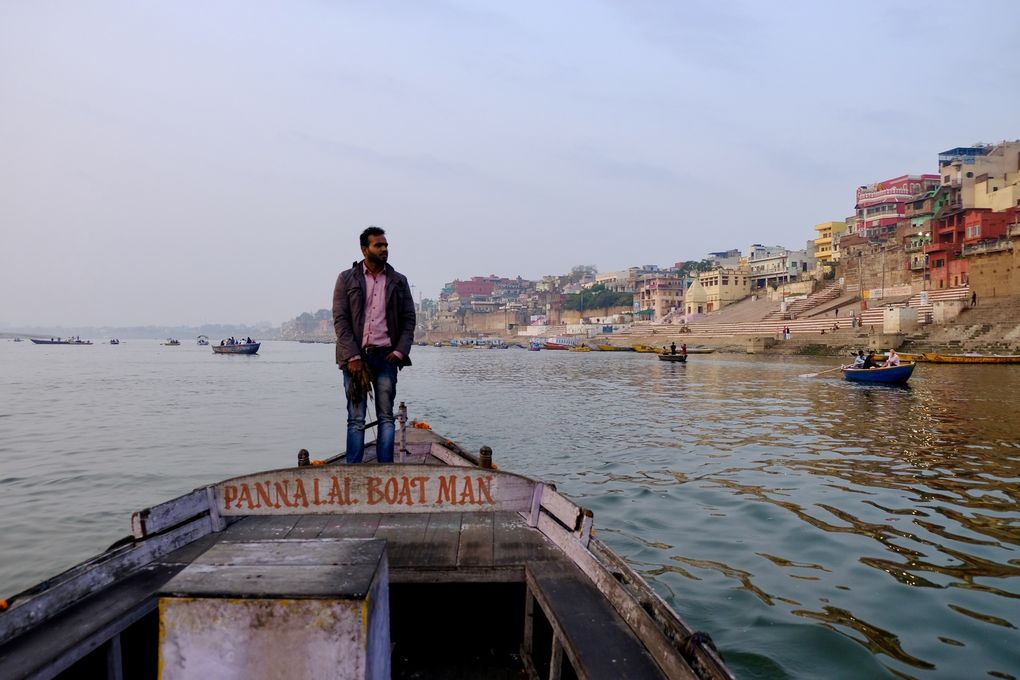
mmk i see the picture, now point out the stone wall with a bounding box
[968,245,1019,299]
[560,305,633,324]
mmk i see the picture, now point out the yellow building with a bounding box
[973,170,1020,212]
[814,221,848,263]
[685,268,750,314]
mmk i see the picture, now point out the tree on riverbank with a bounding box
[563,283,632,311]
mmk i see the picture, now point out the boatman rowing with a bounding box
[332,226,416,464]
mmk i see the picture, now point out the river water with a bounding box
[1,340,1018,679]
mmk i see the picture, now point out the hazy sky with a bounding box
[2,1,1018,327]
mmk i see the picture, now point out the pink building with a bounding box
[855,174,940,241]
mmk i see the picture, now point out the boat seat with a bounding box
[524,558,669,679]
[0,535,219,679]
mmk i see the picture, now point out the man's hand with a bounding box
[386,352,400,364]
[345,357,363,374]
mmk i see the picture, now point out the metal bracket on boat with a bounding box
[205,486,226,532]
[529,483,545,527]
[578,508,594,548]
[397,401,408,463]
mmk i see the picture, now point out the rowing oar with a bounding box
[799,366,844,378]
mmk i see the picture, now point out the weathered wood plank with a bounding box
[457,512,494,568]
[162,564,382,599]
[427,442,477,467]
[373,514,429,568]
[493,513,560,567]
[0,562,184,678]
[319,513,379,539]
[527,559,668,680]
[212,465,535,516]
[219,515,300,541]
[539,487,583,533]
[286,514,330,539]
[590,541,735,680]
[0,519,210,646]
[534,513,698,680]
[414,513,462,568]
[131,488,209,538]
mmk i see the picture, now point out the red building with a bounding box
[925,208,1012,290]
[855,174,940,241]
[449,276,498,298]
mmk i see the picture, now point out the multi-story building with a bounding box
[813,221,848,266]
[594,270,636,292]
[683,268,751,314]
[636,274,686,321]
[746,245,810,289]
[706,249,742,269]
[897,191,937,287]
[855,174,941,242]
[963,208,1020,299]
[924,141,1020,289]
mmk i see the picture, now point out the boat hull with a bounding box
[596,344,634,352]
[921,352,1020,364]
[657,353,687,362]
[29,339,91,345]
[212,342,260,355]
[842,363,916,384]
[0,424,735,680]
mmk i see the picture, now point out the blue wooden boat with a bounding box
[842,362,916,384]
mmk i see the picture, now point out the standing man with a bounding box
[333,226,416,463]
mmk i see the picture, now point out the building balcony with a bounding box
[962,239,1012,257]
[909,259,926,271]
[904,241,930,253]
[924,242,960,256]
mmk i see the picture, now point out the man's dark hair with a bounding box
[360,226,386,248]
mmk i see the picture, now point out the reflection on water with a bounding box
[1,343,1018,679]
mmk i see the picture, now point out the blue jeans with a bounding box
[343,352,398,463]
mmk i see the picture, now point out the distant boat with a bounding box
[162,339,181,346]
[596,344,634,352]
[13,337,22,342]
[212,341,260,355]
[528,341,542,351]
[920,352,1020,364]
[842,363,916,384]
[30,337,92,345]
[543,337,578,350]
[110,339,120,345]
[197,335,209,346]
[631,344,658,353]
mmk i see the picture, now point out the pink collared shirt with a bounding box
[362,264,391,348]
[347,264,402,363]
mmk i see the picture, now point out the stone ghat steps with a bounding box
[615,287,974,338]
[763,281,841,320]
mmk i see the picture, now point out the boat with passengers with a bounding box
[842,362,916,384]
[29,337,92,345]
[212,338,260,355]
